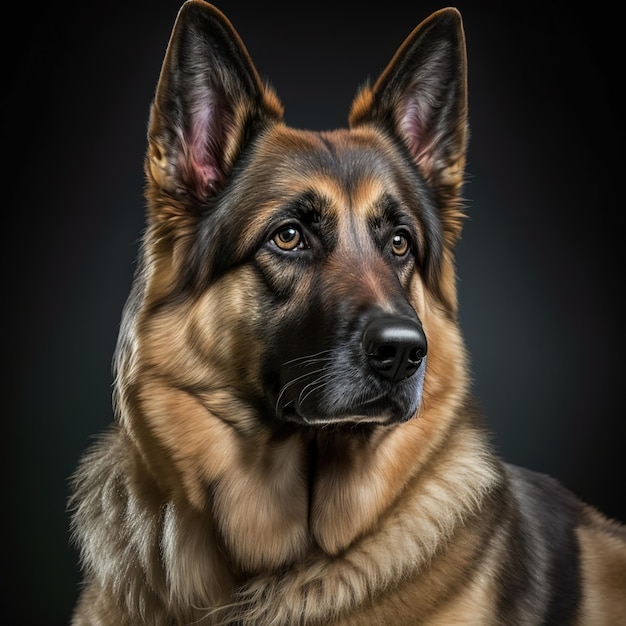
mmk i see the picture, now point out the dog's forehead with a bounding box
[245,125,416,213]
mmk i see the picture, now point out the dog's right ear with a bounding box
[146,0,283,208]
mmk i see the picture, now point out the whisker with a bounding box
[298,372,334,407]
[281,349,334,368]
[275,367,328,412]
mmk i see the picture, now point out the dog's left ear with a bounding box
[349,8,467,244]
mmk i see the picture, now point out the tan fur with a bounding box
[70,2,626,624]
[576,510,626,625]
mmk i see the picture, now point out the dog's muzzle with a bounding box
[267,312,428,427]
[362,317,427,382]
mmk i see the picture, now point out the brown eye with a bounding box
[273,226,302,251]
[391,231,410,256]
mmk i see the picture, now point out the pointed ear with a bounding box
[349,8,468,243]
[146,0,283,205]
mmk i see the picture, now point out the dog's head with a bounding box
[117,0,469,452]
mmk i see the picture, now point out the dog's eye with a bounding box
[391,231,411,256]
[272,225,304,251]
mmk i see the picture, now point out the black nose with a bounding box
[362,317,427,382]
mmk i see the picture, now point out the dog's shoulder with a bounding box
[504,462,626,623]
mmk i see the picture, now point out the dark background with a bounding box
[5,1,624,624]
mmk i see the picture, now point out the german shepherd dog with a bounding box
[69,1,626,624]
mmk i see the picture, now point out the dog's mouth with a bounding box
[279,395,398,426]
[270,355,427,427]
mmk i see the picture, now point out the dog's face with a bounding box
[116,0,470,504]
[228,125,432,427]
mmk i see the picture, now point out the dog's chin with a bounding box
[278,395,420,428]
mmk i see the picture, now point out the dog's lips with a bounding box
[279,390,418,427]
[297,396,393,425]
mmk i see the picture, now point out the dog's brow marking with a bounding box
[350,178,388,217]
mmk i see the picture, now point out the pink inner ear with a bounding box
[397,95,433,165]
[182,96,225,197]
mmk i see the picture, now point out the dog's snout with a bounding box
[362,317,427,382]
